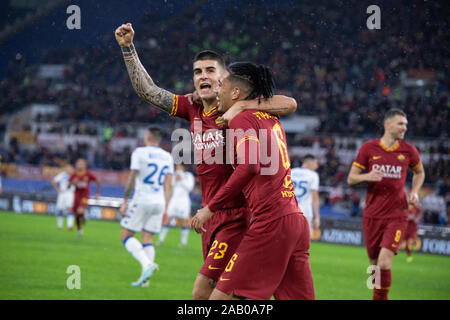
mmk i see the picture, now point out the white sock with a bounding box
[143,243,155,263]
[158,226,169,243]
[123,237,151,270]
[67,214,75,229]
[181,227,189,246]
[57,213,63,228]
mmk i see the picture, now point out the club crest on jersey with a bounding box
[397,154,405,161]
[215,117,225,127]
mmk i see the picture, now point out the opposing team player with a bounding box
[404,203,422,263]
[157,164,195,248]
[115,22,298,299]
[68,158,100,238]
[192,62,315,300]
[291,154,320,231]
[347,108,425,300]
[119,127,174,287]
[52,163,75,231]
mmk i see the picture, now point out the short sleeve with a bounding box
[409,145,421,171]
[169,94,200,121]
[89,171,98,182]
[130,150,139,171]
[353,143,370,171]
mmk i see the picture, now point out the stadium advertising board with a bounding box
[315,218,450,256]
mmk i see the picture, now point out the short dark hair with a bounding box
[193,50,225,68]
[384,108,406,122]
[147,126,162,143]
[227,61,275,101]
[302,154,316,162]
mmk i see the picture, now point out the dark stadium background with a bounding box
[0,0,448,255]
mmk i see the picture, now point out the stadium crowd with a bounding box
[0,1,448,223]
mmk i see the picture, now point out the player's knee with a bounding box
[192,286,210,300]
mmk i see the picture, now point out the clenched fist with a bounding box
[114,23,135,47]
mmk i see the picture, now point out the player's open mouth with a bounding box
[200,83,212,90]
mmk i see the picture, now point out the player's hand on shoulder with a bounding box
[222,103,245,125]
[114,22,134,47]
[185,91,201,105]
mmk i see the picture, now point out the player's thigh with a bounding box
[120,200,144,233]
[199,220,247,282]
[143,203,165,234]
[380,217,408,256]
[274,214,315,300]
[216,215,301,300]
[362,216,386,260]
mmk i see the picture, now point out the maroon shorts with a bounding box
[404,220,418,240]
[72,196,88,216]
[199,207,250,281]
[362,215,408,259]
[215,213,315,300]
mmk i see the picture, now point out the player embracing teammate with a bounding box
[115,22,298,298]
[347,109,425,300]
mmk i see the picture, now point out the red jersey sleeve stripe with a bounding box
[169,94,179,116]
[353,161,366,170]
[236,136,259,151]
[410,161,422,171]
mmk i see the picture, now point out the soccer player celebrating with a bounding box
[157,164,194,248]
[347,108,425,300]
[291,154,321,231]
[191,62,315,300]
[68,158,100,238]
[52,163,75,231]
[115,22,298,299]
[120,127,173,287]
[404,203,422,263]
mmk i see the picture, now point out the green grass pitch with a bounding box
[1,211,449,300]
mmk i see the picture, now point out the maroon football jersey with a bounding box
[353,139,421,219]
[170,94,246,209]
[208,110,300,224]
[69,171,98,199]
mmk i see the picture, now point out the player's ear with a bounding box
[231,87,240,100]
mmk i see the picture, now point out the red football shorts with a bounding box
[199,207,250,281]
[72,196,88,216]
[362,215,408,259]
[215,213,315,300]
[404,220,418,240]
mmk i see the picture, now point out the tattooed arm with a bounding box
[115,23,174,113]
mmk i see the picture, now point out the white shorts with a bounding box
[120,200,165,234]
[167,199,191,220]
[56,192,74,212]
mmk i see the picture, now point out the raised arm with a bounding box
[115,23,174,113]
[222,95,297,123]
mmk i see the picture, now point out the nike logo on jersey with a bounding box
[208,265,222,270]
[392,244,397,248]
[219,277,230,281]
[372,156,382,160]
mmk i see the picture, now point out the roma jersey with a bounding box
[69,171,98,199]
[208,110,300,224]
[353,139,421,219]
[170,94,246,209]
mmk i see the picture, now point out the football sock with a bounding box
[123,236,151,270]
[158,225,169,243]
[143,243,155,263]
[373,269,391,300]
[75,215,82,231]
[67,213,75,230]
[57,213,63,229]
[181,226,189,246]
